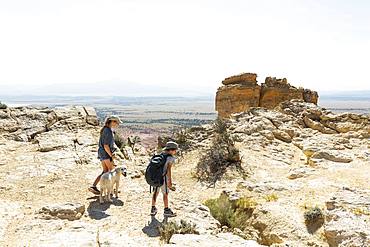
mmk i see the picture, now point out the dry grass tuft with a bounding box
[204,193,256,231]
[158,220,199,244]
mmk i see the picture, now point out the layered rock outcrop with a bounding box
[216,73,318,118]
[215,73,261,118]
[183,99,369,246]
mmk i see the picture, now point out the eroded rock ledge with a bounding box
[216,73,318,118]
[0,105,99,142]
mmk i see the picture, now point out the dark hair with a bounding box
[100,119,113,136]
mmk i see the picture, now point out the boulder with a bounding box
[303,116,337,134]
[83,106,99,126]
[272,130,292,143]
[36,131,76,152]
[302,89,319,104]
[311,150,352,163]
[39,203,85,221]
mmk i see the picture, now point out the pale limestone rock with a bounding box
[311,150,352,163]
[84,106,99,126]
[287,167,313,179]
[272,130,292,143]
[39,203,85,221]
[303,116,337,134]
[167,233,263,246]
[36,131,76,152]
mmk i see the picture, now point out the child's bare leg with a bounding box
[152,190,159,207]
[163,193,169,208]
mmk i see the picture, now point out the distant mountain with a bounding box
[2,80,213,97]
[319,90,370,101]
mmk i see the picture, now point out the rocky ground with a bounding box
[0,100,369,246]
[0,105,259,247]
[184,100,369,246]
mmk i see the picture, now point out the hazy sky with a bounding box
[0,0,369,95]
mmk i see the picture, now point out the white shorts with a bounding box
[155,179,169,194]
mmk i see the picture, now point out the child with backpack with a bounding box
[145,141,178,217]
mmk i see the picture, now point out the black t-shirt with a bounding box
[98,127,115,160]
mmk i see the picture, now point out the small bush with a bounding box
[114,129,126,149]
[0,102,7,109]
[204,193,256,231]
[214,117,228,134]
[304,206,324,225]
[174,129,191,151]
[196,118,242,183]
[127,135,141,154]
[158,220,198,244]
[157,129,191,155]
[304,206,325,233]
[264,193,279,202]
[352,207,370,216]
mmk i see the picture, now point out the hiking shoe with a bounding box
[150,206,158,216]
[88,186,100,195]
[164,208,176,217]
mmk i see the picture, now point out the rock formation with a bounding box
[216,73,318,118]
[216,73,261,118]
[183,99,369,246]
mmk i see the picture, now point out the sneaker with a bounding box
[164,208,176,217]
[88,186,100,195]
[150,206,158,216]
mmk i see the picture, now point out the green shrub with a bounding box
[157,129,191,155]
[304,206,324,225]
[196,117,242,183]
[158,220,199,243]
[0,102,7,109]
[127,135,141,154]
[264,193,279,202]
[214,116,228,134]
[204,193,256,231]
[113,129,130,159]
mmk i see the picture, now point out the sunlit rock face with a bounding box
[216,73,318,118]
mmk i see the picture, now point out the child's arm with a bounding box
[167,162,173,188]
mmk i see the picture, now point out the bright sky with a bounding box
[0,0,369,95]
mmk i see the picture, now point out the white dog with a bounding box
[99,166,127,204]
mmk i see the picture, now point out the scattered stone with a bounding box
[272,130,292,143]
[39,203,85,221]
[287,167,313,179]
[311,150,352,163]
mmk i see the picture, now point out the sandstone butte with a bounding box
[215,73,319,118]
